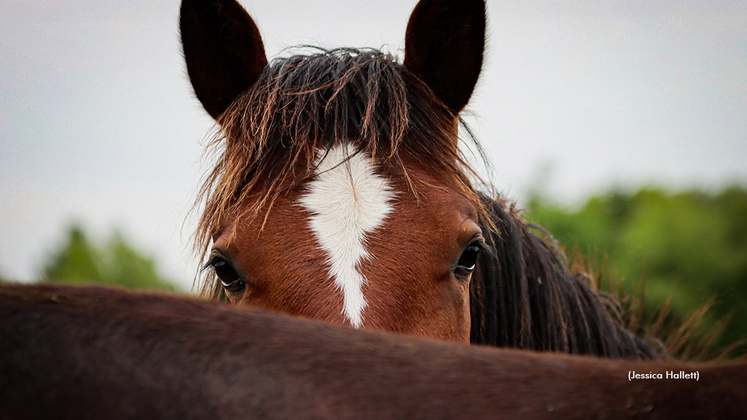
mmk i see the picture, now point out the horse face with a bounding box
[182,0,486,343]
[210,149,483,342]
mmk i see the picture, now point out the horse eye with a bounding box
[455,242,483,276]
[209,257,245,292]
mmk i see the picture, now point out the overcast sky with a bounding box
[1,0,746,287]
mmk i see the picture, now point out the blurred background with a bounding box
[1,1,745,352]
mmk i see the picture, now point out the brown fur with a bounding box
[210,156,479,342]
[1,284,744,419]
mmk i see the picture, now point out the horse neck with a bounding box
[471,194,660,359]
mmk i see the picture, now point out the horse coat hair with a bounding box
[1,284,744,419]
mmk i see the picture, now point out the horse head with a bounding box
[181,0,487,342]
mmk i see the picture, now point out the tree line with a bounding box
[39,225,177,292]
[526,185,747,354]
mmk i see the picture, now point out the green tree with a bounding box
[102,233,177,291]
[43,225,102,283]
[42,224,177,292]
[527,186,747,354]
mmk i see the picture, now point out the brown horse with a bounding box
[1,284,744,419]
[182,0,655,358]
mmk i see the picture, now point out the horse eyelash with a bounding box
[202,252,231,273]
[473,237,491,254]
[200,257,218,273]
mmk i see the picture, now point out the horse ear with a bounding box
[404,0,486,113]
[180,0,268,120]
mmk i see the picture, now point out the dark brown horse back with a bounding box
[0,284,744,419]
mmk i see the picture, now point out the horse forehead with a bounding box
[296,144,477,245]
[394,155,479,225]
[300,144,396,227]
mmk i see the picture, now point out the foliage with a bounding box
[41,225,177,292]
[527,186,747,356]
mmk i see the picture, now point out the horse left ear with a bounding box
[180,0,268,120]
[404,0,486,113]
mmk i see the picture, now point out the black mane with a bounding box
[471,194,661,359]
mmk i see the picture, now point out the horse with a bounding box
[1,284,744,419]
[181,0,656,358]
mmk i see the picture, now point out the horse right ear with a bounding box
[404,0,486,113]
[180,0,267,120]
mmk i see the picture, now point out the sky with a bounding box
[1,0,746,288]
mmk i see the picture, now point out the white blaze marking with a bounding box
[298,144,395,328]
